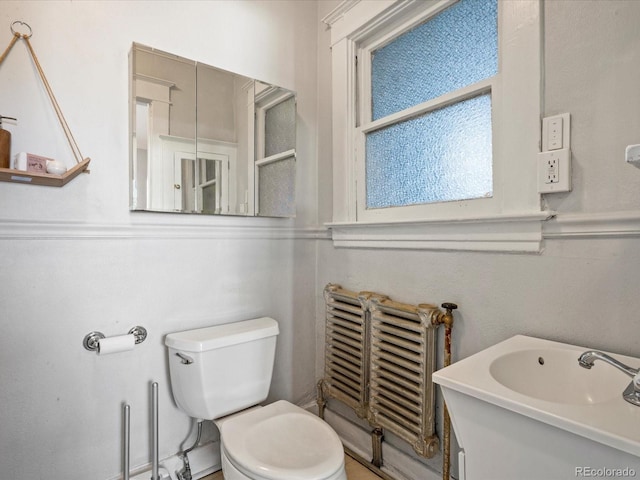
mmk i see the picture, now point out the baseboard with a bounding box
[110,441,220,480]
[307,403,443,480]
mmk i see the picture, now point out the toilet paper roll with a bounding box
[98,334,135,355]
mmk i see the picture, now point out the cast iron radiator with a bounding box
[320,285,386,420]
[318,283,457,473]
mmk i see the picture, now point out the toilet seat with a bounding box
[217,400,345,480]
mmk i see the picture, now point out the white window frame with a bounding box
[253,85,297,217]
[324,0,548,252]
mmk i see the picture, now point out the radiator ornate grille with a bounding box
[369,297,441,458]
[322,284,387,419]
[320,283,452,460]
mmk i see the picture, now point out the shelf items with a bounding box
[1,21,91,187]
[0,158,90,187]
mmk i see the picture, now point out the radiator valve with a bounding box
[438,303,457,327]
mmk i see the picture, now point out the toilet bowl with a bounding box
[165,318,347,480]
[216,401,347,480]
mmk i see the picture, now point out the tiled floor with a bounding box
[202,454,384,480]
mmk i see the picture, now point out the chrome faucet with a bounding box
[578,350,640,406]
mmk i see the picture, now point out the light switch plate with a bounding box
[542,113,571,152]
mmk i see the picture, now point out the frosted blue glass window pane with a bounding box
[365,94,492,209]
[371,0,497,120]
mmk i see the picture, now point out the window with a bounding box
[325,0,546,252]
[253,84,296,217]
[363,0,496,210]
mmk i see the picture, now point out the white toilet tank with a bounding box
[165,317,279,420]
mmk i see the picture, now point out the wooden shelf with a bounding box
[0,157,90,187]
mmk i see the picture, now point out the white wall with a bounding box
[3,0,640,479]
[315,0,640,476]
[0,1,320,479]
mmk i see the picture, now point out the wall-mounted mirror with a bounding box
[129,43,296,217]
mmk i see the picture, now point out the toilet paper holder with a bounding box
[83,326,147,352]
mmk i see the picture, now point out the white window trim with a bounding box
[250,83,297,216]
[324,0,549,252]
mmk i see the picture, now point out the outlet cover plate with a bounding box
[538,149,571,193]
[542,113,571,152]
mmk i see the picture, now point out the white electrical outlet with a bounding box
[545,157,559,183]
[538,149,571,193]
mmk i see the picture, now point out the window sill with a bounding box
[326,211,553,253]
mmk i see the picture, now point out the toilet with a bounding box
[165,317,347,480]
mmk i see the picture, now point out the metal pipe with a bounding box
[177,421,203,480]
[439,303,457,480]
[371,427,384,467]
[124,404,130,480]
[442,325,452,480]
[152,382,159,480]
[317,379,327,419]
[183,421,203,458]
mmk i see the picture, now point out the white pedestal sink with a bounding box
[433,335,640,480]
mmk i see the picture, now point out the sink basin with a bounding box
[489,348,628,404]
[433,335,640,480]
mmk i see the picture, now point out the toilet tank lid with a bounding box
[165,317,279,352]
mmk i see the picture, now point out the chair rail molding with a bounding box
[543,210,640,239]
[2,210,638,244]
[0,218,330,241]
